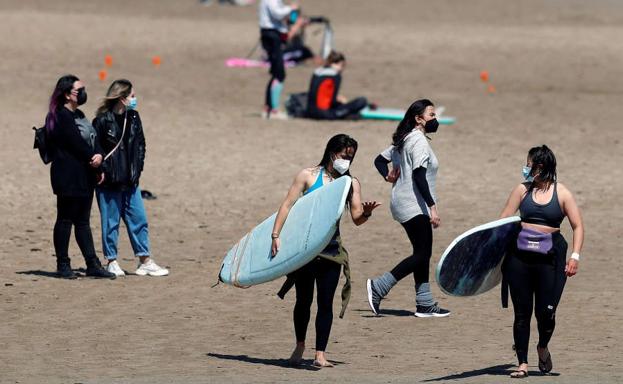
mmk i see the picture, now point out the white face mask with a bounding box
[332,158,351,175]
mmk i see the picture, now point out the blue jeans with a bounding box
[96,186,150,261]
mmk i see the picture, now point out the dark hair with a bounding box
[318,134,358,203]
[96,79,133,116]
[391,99,434,149]
[324,50,345,67]
[46,74,79,132]
[528,145,557,187]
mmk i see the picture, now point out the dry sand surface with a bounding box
[1,0,622,383]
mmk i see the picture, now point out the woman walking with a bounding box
[271,134,380,367]
[45,74,115,279]
[500,145,584,378]
[92,79,168,277]
[366,99,450,317]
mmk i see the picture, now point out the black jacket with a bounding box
[92,109,146,188]
[49,108,102,197]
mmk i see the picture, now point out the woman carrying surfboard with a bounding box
[366,99,451,318]
[271,134,380,367]
[500,145,584,378]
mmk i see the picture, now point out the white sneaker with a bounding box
[261,109,289,120]
[107,260,126,277]
[135,259,169,277]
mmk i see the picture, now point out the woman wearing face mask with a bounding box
[92,79,168,277]
[271,134,380,367]
[306,51,368,120]
[499,145,583,378]
[366,99,450,317]
[45,74,115,279]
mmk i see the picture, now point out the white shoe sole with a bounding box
[366,279,379,315]
[135,269,169,277]
[414,312,451,318]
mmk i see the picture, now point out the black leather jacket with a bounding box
[92,110,145,188]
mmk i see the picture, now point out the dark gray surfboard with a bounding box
[436,216,521,296]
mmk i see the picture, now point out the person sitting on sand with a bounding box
[306,51,368,120]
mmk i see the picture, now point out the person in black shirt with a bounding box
[45,74,116,279]
[92,79,169,277]
[306,51,368,120]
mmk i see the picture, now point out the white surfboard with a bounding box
[436,216,521,296]
[219,176,352,288]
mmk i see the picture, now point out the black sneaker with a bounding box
[414,302,451,318]
[366,279,382,315]
[57,263,77,279]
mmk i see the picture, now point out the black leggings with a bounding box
[53,195,97,264]
[293,257,341,351]
[316,97,369,120]
[390,214,433,283]
[261,29,286,109]
[504,233,568,364]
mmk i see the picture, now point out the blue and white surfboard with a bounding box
[219,176,352,288]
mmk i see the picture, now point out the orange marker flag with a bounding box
[487,84,496,94]
[104,55,113,67]
[99,70,108,82]
[152,56,161,66]
[480,70,489,83]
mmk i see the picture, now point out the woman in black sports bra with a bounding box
[500,145,584,378]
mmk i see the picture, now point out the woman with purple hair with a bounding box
[45,74,116,279]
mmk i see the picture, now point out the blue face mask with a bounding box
[522,166,533,182]
[127,97,137,110]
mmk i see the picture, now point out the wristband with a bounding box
[271,233,279,239]
[571,252,580,261]
[363,211,372,218]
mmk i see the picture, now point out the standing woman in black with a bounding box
[500,145,584,378]
[45,75,115,279]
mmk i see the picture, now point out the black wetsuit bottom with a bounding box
[53,195,97,264]
[390,214,433,284]
[504,232,568,364]
[293,257,341,351]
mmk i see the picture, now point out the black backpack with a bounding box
[33,125,53,164]
[285,92,309,118]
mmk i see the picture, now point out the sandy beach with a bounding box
[1,0,622,382]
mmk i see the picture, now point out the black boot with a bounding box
[56,260,77,279]
[85,257,116,279]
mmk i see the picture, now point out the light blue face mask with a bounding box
[522,166,534,182]
[127,96,137,110]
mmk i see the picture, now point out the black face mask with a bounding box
[76,87,87,106]
[424,118,439,133]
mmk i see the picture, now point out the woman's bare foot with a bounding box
[313,351,334,368]
[288,342,305,366]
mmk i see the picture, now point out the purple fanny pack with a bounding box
[516,227,553,254]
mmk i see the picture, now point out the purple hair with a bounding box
[46,75,79,132]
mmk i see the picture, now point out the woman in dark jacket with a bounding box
[92,79,168,277]
[45,74,116,279]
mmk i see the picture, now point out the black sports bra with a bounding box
[519,183,565,228]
